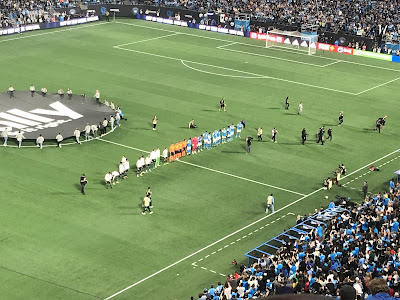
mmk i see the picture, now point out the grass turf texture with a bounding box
[1,18,400,299]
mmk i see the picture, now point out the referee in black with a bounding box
[301,128,308,145]
[80,174,88,195]
[246,137,253,153]
[327,128,332,141]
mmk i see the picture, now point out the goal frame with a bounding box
[266,29,318,55]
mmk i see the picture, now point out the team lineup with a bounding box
[79,95,388,215]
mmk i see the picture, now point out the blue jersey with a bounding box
[237,123,243,131]
[187,140,192,154]
[216,131,220,139]
[198,136,202,146]
[222,129,227,138]
[213,132,217,141]
[208,133,212,143]
[203,132,208,142]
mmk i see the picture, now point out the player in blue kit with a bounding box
[212,130,217,147]
[221,127,227,143]
[216,130,221,145]
[236,122,243,138]
[207,132,212,149]
[186,138,192,155]
[197,135,202,151]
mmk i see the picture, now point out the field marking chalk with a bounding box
[114,32,180,48]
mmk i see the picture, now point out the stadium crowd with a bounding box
[195,180,400,299]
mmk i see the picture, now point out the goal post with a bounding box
[266,29,318,55]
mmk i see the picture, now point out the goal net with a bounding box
[266,29,318,55]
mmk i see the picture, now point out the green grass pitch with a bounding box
[1,18,400,299]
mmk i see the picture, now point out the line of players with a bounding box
[169,121,246,162]
[104,155,130,188]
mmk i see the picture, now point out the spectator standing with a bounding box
[16,131,25,148]
[266,194,275,213]
[366,278,396,299]
[56,133,63,148]
[94,89,100,102]
[84,123,91,141]
[41,87,47,96]
[8,85,14,97]
[36,134,44,149]
[91,124,98,138]
[362,181,368,200]
[1,127,8,146]
[30,84,35,96]
[74,128,81,144]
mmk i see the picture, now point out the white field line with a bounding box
[98,142,400,299]
[217,45,327,68]
[180,60,267,79]
[178,160,306,196]
[115,20,400,73]
[216,41,238,49]
[114,46,357,95]
[0,22,108,43]
[321,61,341,68]
[114,32,180,47]
[96,138,305,196]
[104,188,323,300]
[354,77,400,95]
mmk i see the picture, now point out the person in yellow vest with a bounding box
[265,194,275,213]
[142,196,153,215]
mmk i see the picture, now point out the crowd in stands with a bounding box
[195,179,400,299]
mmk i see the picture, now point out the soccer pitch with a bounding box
[1,18,400,299]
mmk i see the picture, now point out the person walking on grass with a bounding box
[80,174,88,195]
[56,133,63,148]
[152,116,158,130]
[2,127,8,146]
[257,127,263,141]
[16,131,25,148]
[284,96,289,110]
[219,97,226,112]
[142,196,153,215]
[266,194,275,213]
[271,127,278,143]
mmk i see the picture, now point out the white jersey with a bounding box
[74,130,80,137]
[124,161,130,171]
[139,157,145,167]
[56,134,63,142]
[16,133,25,141]
[102,119,108,127]
[95,91,100,98]
[105,173,112,182]
[1,128,8,137]
[155,149,161,158]
[150,151,156,161]
[299,103,303,112]
[119,163,125,174]
[111,171,120,179]
[121,156,127,164]
[145,156,151,165]
[136,159,142,169]
[30,85,35,92]
[91,124,98,132]
[36,136,44,144]
[162,149,168,158]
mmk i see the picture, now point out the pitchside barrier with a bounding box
[244,206,349,266]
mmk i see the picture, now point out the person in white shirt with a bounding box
[102,118,108,134]
[115,112,121,127]
[298,102,303,115]
[84,123,91,141]
[139,156,145,175]
[94,89,100,102]
[1,127,8,146]
[121,155,127,164]
[136,157,143,177]
[41,87,47,96]
[111,170,120,184]
[119,161,127,179]
[104,99,109,106]
[56,133,63,148]
[58,89,64,96]
[8,85,14,97]
[105,172,112,189]
[16,131,25,148]
[110,101,115,110]
[109,115,115,131]
[155,147,161,167]
[30,84,35,96]
[145,155,152,173]
[73,128,81,144]
[91,124,98,138]
[67,88,72,99]
[162,147,168,164]
[36,134,44,149]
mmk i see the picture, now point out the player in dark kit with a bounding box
[80,174,88,195]
[317,127,325,145]
[301,128,308,145]
[375,115,387,133]
[219,97,226,112]
[284,97,289,110]
[338,111,343,126]
[327,128,332,141]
